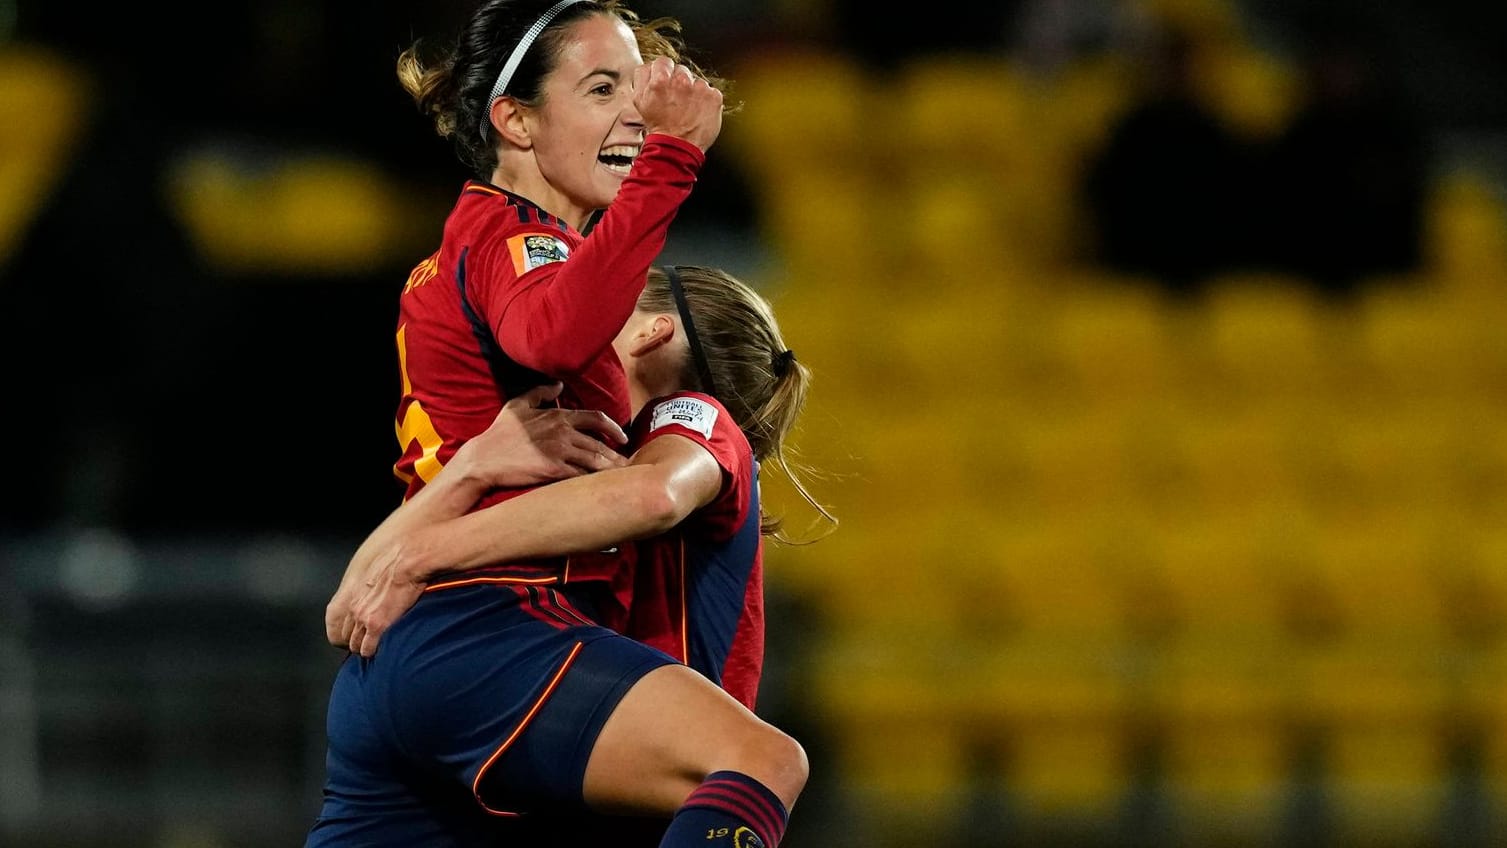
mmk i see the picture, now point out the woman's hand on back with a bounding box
[449,381,629,490]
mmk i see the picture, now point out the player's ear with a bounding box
[490,97,531,148]
[627,314,676,357]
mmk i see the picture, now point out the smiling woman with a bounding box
[303,2,814,847]
[382,0,727,498]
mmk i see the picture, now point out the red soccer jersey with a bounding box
[390,134,704,585]
[621,391,766,710]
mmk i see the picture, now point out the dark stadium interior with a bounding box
[2,0,1506,846]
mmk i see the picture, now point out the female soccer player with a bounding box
[383,0,723,507]
[309,266,818,847]
[309,0,815,844]
[354,0,759,692]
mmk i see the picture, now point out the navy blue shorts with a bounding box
[306,582,678,847]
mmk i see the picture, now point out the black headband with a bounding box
[664,265,718,398]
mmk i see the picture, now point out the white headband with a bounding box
[479,0,589,139]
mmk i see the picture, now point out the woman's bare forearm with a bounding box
[344,465,490,584]
[400,436,720,581]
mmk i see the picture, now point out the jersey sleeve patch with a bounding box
[506,233,570,276]
[649,396,718,440]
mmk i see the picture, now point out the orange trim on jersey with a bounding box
[677,537,689,663]
[425,574,559,592]
[464,183,504,196]
[473,640,585,816]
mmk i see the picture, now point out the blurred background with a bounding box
[2,0,1506,845]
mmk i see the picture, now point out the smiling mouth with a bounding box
[598,144,639,175]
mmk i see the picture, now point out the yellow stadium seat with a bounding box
[1191,273,1358,402]
[774,509,964,640]
[1290,650,1454,848]
[763,267,896,405]
[721,48,870,179]
[1448,525,1507,640]
[1425,169,1507,288]
[964,520,1136,645]
[0,46,90,269]
[1003,410,1149,521]
[1288,643,1451,757]
[828,717,970,845]
[1354,283,1507,401]
[888,55,1082,266]
[1332,408,1471,521]
[1467,647,1507,809]
[800,638,970,843]
[166,151,439,276]
[1034,279,1185,408]
[1148,515,1303,641]
[1104,402,1205,523]
[1189,409,1316,518]
[1308,521,1452,647]
[1195,45,1299,141]
[884,294,1052,396]
[749,170,889,287]
[1324,726,1452,848]
[893,54,1038,180]
[996,720,1131,824]
[1037,54,1137,166]
[885,176,1040,288]
[1151,660,1293,845]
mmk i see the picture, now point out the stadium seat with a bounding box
[969,519,1137,644]
[801,635,975,842]
[752,170,889,288]
[1425,169,1507,287]
[1196,44,1298,141]
[1036,54,1136,168]
[1288,644,1453,848]
[890,55,1080,267]
[893,54,1037,182]
[1353,283,1507,402]
[1307,520,1452,645]
[1034,279,1185,408]
[1148,514,1301,641]
[165,150,438,276]
[1149,655,1295,846]
[0,46,90,269]
[1001,410,1148,521]
[996,719,1132,826]
[1159,404,1304,519]
[720,48,869,179]
[1191,273,1354,403]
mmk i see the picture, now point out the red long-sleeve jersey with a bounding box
[620,391,766,710]
[390,134,704,586]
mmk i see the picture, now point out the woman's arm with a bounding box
[492,60,722,376]
[325,383,628,648]
[344,431,722,658]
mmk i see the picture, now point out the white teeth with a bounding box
[599,145,638,175]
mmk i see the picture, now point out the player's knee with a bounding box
[772,729,809,806]
[727,722,807,810]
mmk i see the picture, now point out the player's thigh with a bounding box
[582,662,796,814]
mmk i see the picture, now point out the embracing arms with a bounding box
[326,384,723,656]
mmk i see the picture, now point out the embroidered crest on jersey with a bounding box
[650,396,718,440]
[506,233,570,275]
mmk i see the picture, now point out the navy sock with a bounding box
[658,770,789,848]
